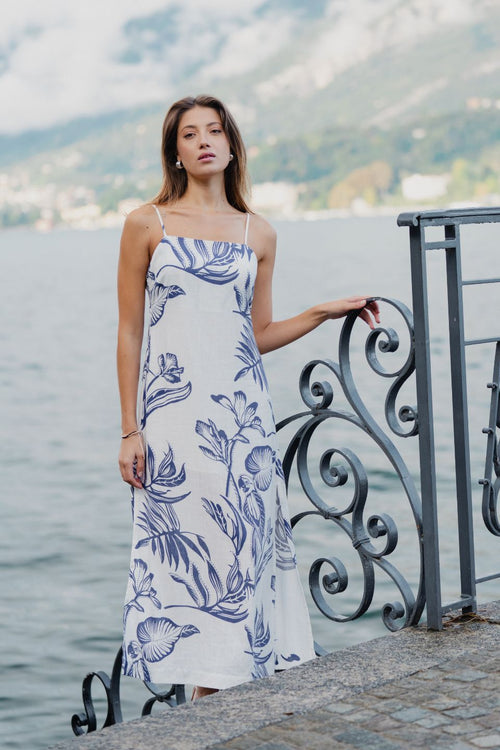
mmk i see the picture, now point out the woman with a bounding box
[117,94,379,700]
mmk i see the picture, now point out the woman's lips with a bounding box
[198,152,216,161]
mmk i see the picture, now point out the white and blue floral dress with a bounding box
[122,207,315,689]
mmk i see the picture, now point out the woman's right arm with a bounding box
[117,209,152,488]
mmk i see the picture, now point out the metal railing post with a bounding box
[408,223,443,629]
[444,223,476,612]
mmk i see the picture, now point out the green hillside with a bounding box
[248,110,500,208]
[1,106,499,228]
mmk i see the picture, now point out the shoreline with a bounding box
[1,199,494,234]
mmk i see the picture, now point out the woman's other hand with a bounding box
[118,433,145,488]
[321,296,380,329]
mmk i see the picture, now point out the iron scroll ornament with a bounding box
[480,341,500,536]
[71,647,186,736]
[276,297,425,632]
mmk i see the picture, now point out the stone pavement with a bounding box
[213,647,500,750]
[50,601,500,750]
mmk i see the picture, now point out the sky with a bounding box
[0,0,266,134]
[0,0,481,136]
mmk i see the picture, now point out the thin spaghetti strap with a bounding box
[243,213,250,246]
[152,204,167,237]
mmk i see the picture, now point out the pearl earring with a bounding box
[229,153,234,161]
[176,160,183,169]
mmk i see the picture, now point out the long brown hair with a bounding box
[152,94,251,212]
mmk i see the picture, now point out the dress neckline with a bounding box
[149,234,258,268]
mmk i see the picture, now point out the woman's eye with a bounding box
[184,132,195,139]
[211,128,222,134]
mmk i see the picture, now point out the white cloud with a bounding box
[1,0,482,134]
[200,18,294,80]
[0,0,265,133]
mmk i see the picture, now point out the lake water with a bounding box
[1,216,499,749]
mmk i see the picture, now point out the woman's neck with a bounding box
[177,176,232,214]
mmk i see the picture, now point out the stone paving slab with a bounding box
[49,601,500,750]
[213,650,500,750]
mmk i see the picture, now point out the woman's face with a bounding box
[176,106,232,177]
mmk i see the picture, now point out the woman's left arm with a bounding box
[251,218,380,355]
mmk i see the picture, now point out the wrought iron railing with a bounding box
[397,207,500,629]
[72,206,500,736]
[277,296,424,634]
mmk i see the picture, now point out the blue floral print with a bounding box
[137,617,199,660]
[211,391,265,435]
[234,273,253,317]
[158,237,252,285]
[148,278,185,326]
[135,445,209,569]
[235,319,269,391]
[123,616,199,681]
[169,556,251,623]
[245,445,275,491]
[202,496,247,555]
[275,493,297,571]
[245,606,273,679]
[140,351,191,428]
[124,559,162,623]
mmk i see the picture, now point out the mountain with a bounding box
[1,0,499,225]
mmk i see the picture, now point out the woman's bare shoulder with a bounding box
[123,203,158,232]
[250,212,276,240]
[119,205,161,266]
[248,213,277,259]
[121,204,162,253]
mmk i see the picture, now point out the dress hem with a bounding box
[121,652,316,691]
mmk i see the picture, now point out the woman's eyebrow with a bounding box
[180,121,222,131]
